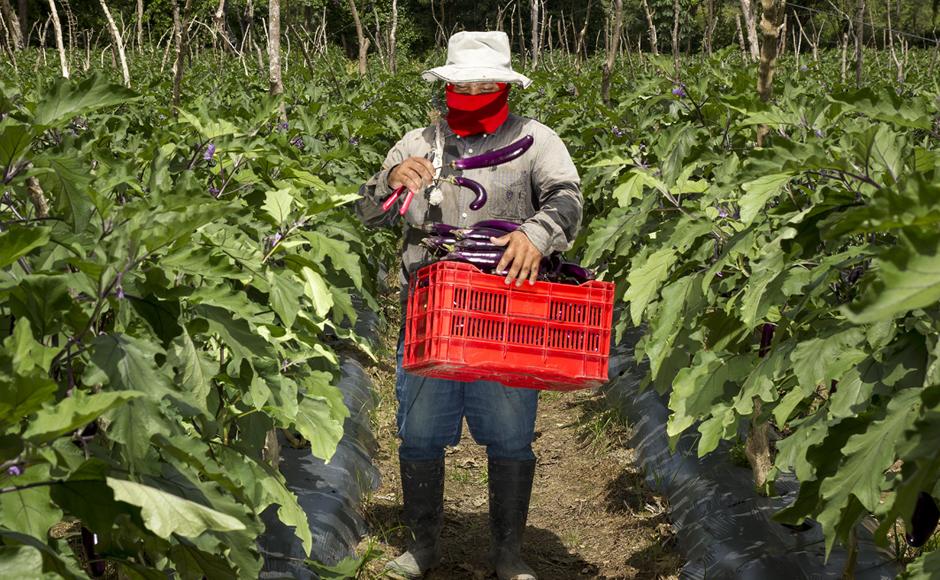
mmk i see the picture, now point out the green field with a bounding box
[2,1,940,577]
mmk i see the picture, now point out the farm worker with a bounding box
[356,31,582,580]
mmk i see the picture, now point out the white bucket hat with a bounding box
[422,31,533,89]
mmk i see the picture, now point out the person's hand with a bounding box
[388,157,435,195]
[491,231,543,287]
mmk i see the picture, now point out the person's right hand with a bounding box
[388,157,435,194]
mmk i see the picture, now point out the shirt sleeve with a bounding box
[355,133,414,228]
[517,128,583,255]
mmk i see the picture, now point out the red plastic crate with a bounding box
[403,261,615,391]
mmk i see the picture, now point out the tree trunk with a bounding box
[370,3,386,68]
[517,4,526,67]
[601,0,623,106]
[529,0,539,69]
[671,0,680,77]
[388,0,397,74]
[886,0,903,83]
[213,0,227,51]
[756,0,786,147]
[171,0,192,113]
[739,0,760,61]
[704,0,717,56]
[47,0,68,78]
[99,0,130,86]
[268,0,283,99]
[854,0,864,87]
[575,0,592,67]
[841,31,848,83]
[16,0,24,40]
[136,0,143,49]
[347,0,369,76]
[430,0,444,48]
[0,10,18,69]
[640,0,658,55]
[0,0,22,49]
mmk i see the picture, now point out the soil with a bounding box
[355,300,681,580]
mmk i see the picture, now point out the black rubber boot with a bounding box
[488,457,538,580]
[384,458,445,579]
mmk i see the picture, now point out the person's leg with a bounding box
[464,382,539,580]
[385,331,464,579]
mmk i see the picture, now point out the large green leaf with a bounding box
[646,274,701,378]
[106,477,246,539]
[0,227,50,269]
[624,248,677,326]
[846,231,940,323]
[0,546,43,578]
[33,74,137,127]
[89,334,173,397]
[0,118,33,172]
[168,328,218,413]
[301,266,333,318]
[0,465,63,539]
[0,529,85,579]
[667,351,753,441]
[261,188,294,224]
[32,153,95,232]
[23,390,141,443]
[268,270,302,329]
[195,304,275,370]
[902,549,940,580]
[817,389,924,553]
[289,373,349,461]
[738,173,793,225]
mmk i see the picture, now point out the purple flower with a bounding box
[279,121,289,131]
[611,126,625,138]
[349,136,360,147]
[116,286,125,300]
[718,207,730,218]
[290,136,305,150]
[209,186,220,196]
[272,232,283,244]
[800,65,808,72]
[7,465,23,477]
[671,86,686,98]
[814,129,825,138]
[203,143,216,161]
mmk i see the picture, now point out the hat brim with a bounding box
[421,65,533,89]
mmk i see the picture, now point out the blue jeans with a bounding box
[395,331,539,462]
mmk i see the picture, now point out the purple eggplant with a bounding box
[907,492,940,548]
[455,239,502,252]
[453,226,509,241]
[426,223,458,236]
[472,219,520,232]
[449,176,488,211]
[451,135,534,170]
[559,262,596,283]
[443,250,505,269]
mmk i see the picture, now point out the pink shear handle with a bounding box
[398,189,416,215]
[382,185,407,212]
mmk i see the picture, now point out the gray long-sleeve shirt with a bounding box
[356,113,583,290]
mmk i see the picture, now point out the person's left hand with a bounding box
[491,231,543,286]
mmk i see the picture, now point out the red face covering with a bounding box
[445,83,510,137]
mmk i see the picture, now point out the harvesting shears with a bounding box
[382,151,438,216]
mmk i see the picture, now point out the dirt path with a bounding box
[356,312,681,579]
